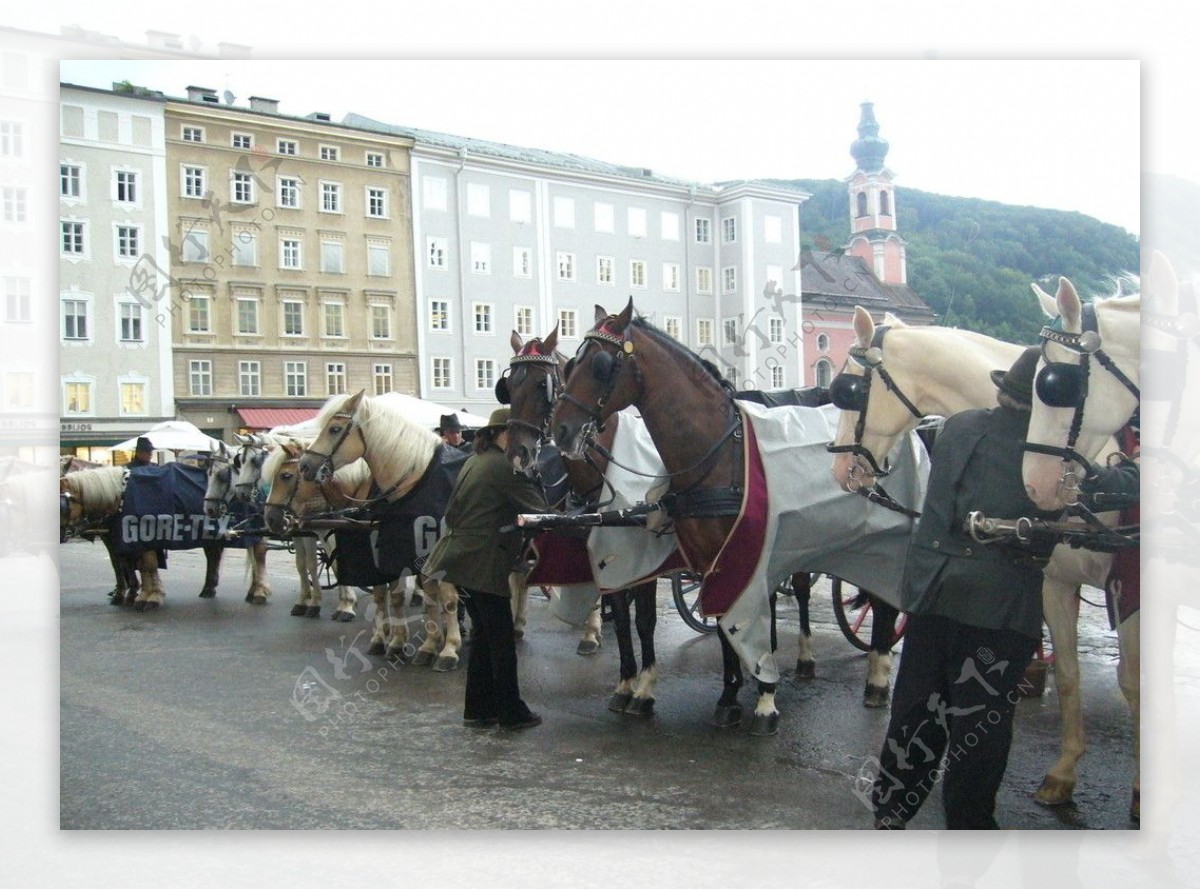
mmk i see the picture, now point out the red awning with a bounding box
[236,407,319,430]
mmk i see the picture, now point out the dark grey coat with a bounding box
[898,405,1059,640]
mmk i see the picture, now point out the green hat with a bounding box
[990,346,1041,405]
[481,407,511,431]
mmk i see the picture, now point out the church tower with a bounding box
[845,102,907,285]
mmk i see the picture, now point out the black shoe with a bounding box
[463,715,499,727]
[499,712,542,730]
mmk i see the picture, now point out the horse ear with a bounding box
[510,330,524,354]
[1146,249,1178,312]
[1055,277,1083,328]
[345,390,366,410]
[282,442,302,458]
[852,306,874,346]
[614,297,634,330]
[882,311,906,328]
[594,304,609,324]
[1031,282,1057,318]
[543,324,558,354]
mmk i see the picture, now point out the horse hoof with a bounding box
[433,655,459,673]
[198,588,217,599]
[863,684,890,709]
[385,645,410,663]
[251,594,268,606]
[142,601,160,612]
[1130,788,1140,822]
[624,697,655,717]
[1033,776,1075,807]
[335,611,354,623]
[513,628,525,640]
[290,604,307,617]
[710,704,743,728]
[244,591,253,603]
[795,659,816,680]
[411,651,434,667]
[607,692,633,713]
[305,606,320,618]
[133,601,147,612]
[109,596,125,607]
[367,640,386,656]
[576,639,601,656]
[749,712,780,736]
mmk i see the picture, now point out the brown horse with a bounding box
[551,300,783,734]
[501,325,661,714]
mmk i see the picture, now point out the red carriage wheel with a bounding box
[831,577,907,652]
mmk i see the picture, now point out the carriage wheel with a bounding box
[831,577,907,653]
[670,571,718,634]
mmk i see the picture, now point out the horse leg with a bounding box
[200,544,220,599]
[303,538,323,617]
[626,582,660,716]
[291,538,314,616]
[100,535,125,602]
[607,591,638,712]
[133,550,164,611]
[245,541,272,605]
[511,573,529,639]
[794,572,815,679]
[413,577,461,671]
[577,597,603,656]
[1035,577,1084,807]
[749,679,780,736]
[383,580,409,659]
[863,593,897,709]
[711,625,744,728]
[1117,610,1141,820]
[366,584,388,655]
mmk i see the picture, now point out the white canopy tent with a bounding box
[111,420,224,453]
[372,393,493,430]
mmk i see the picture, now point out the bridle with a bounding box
[204,450,234,514]
[1021,302,1140,500]
[826,325,925,485]
[499,342,563,444]
[557,319,744,506]
[305,408,367,484]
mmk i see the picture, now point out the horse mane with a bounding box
[628,316,734,392]
[61,466,126,514]
[327,392,440,482]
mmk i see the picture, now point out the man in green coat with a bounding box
[423,407,548,729]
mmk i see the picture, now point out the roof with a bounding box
[799,249,935,319]
[236,407,320,430]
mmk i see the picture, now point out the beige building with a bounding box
[164,88,417,439]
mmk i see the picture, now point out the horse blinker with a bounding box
[1035,362,1087,408]
[829,373,868,413]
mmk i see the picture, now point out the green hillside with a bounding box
[776,179,1140,344]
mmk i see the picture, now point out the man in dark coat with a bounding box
[423,407,548,729]
[435,413,468,451]
[871,346,1060,829]
[130,437,155,467]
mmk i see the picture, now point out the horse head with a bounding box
[1022,277,1141,509]
[503,325,565,474]
[828,307,923,492]
[203,441,234,517]
[263,442,310,535]
[300,390,368,483]
[551,299,638,459]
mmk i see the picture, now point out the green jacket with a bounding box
[422,445,547,597]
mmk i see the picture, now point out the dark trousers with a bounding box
[461,587,531,725]
[872,614,1037,829]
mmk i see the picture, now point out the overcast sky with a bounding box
[57,58,1141,236]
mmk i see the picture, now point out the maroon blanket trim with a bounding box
[698,408,768,617]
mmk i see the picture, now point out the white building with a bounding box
[59,83,175,462]
[346,114,810,412]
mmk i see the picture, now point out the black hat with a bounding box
[135,436,154,453]
[990,346,1041,405]
[436,413,463,434]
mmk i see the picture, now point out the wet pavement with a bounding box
[57,539,1141,834]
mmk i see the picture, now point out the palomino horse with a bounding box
[502,325,661,714]
[552,300,924,735]
[297,391,465,672]
[194,445,273,604]
[827,294,1133,817]
[61,465,272,609]
[1022,277,1141,819]
[225,433,359,622]
[262,443,410,643]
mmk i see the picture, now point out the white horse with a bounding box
[1022,277,1141,820]
[297,391,466,672]
[828,297,1131,816]
[260,442,414,645]
[226,434,359,623]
